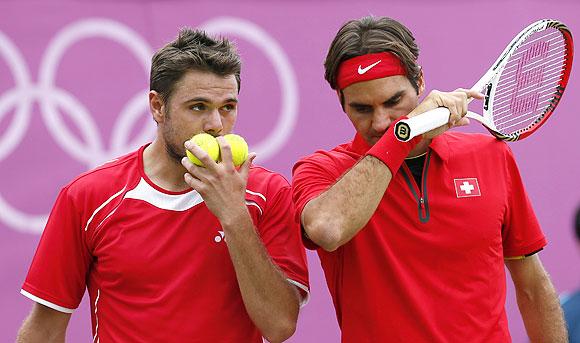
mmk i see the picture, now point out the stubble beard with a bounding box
[165,141,185,165]
[161,111,187,165]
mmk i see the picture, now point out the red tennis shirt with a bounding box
[292,132,546,342]
[22,144,309,342]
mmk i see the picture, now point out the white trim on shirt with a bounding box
[20,289,75,314]
[286,279,310,308]
[125,178,204,211]
[246,189,266,202]
[245,200,263,215]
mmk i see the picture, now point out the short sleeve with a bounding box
[21,186,92,313]
[257,179,310,305]
[501,146,547,257]
[291,154,343,249]
[292,155,341,227]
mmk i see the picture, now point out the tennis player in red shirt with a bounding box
[18,28,309,343]
[292,16,566,342]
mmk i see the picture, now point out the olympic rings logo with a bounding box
[0,17,298,234]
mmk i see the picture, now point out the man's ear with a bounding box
[417,67,425,96]
[149,91,165,124]
[337,90,346,112]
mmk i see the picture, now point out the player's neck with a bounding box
[408,138,430,158]
[143,139,191,192]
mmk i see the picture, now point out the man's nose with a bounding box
[204,109,223,134]
[372,109,393,133]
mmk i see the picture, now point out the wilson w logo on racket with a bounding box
[395,19,574,142]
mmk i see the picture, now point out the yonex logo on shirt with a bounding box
[454,178,481,198]
[214,230,225,243]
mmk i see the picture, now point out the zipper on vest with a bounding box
[401,150,431,223]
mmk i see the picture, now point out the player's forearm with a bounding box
[515,273,567,342]
[17,304,70,343]
[221,209,300,343]
[17,318,66,343]
[302,155,392,251]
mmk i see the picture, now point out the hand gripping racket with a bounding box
[394,19,573,142]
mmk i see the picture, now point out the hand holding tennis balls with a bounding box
[223,134,248,167]
[186,133,248,167]
[186,133,220,166]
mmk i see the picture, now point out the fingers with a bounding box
[433,88,484,126]
[239,153,257,180]
[463,88,485,100]
[443,91,467,126]
[181,156,208,183]
[411,88,484,124]
[183,171,204,190]
[184,140,219,171]
[182,136,251,189]
[215,136,235,171]
[181,155,211,194]
[413,88,482,139]
[455,117,470,127]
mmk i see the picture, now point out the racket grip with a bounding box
[394,107,451,142]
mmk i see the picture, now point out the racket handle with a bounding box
[394,107,451,142]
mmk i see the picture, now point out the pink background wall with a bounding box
[1,1,578,341]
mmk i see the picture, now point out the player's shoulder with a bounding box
[442,132,509,153]
[64,148,141,195]
[294,141,356,171]
[248,164,291,191]
[308,141,356,161]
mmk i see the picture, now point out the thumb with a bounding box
[239,153,257,180]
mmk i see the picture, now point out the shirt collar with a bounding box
[428,134,450,162]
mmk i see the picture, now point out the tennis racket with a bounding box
[394,19,574,142]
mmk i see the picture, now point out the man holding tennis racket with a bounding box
[292,16,567,341]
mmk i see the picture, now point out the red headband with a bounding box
[336,52,406,90]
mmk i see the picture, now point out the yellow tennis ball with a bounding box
[186,133,220,167]
[223,134,248,167]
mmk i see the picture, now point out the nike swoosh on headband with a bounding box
[357,60,382,74]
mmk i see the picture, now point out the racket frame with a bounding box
[394,19,573,142]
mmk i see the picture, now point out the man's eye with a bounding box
[386,97,401,106]
[355,107,372,113]
[222,104,235,111]
[191,104,206,111]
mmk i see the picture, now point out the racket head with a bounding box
[481,19,573,141]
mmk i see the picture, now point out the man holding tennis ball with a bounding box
[186,133,248,167]
[18,28,308,343]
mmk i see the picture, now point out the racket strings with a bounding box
[495,97,554,131]
[490,29,567,134]
[494,70,565,107]
[497,54,567,93]
[501,32,563,67]
[494,67,565,131]
[494,57,565,124]
[496,49,567,88]
[496,34,566,86]
[493,72,565,115]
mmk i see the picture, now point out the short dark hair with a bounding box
[150,28,241,104]
[324,16,421,93]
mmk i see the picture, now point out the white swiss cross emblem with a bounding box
[454,178,481,198]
